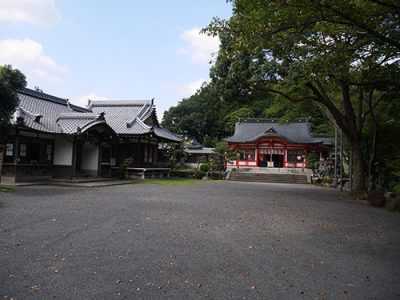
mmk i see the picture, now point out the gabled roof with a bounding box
[12,88,181,142]
[185,147,214,155]
[13,88,106,135]
[225,118,332,145]
[184,138,204,149]
[89,100,181,142]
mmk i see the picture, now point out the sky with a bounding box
[0,0,232,119]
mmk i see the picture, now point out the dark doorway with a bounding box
[258,154,268,167]
[75,140,83,171]
[272,154,284,168]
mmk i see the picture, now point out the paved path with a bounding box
[0,182,399,299]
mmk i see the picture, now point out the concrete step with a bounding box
[229,172,308,184]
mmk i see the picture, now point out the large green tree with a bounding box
[206,0,400,192]
[0,65,27,126]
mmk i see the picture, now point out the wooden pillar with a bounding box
[137,137,141,167]
[14,130,20,180]
[97,140,103,177]
[304,147,308,169]
[284,146,287,168]
[71,136,77,179]
[154,143,158,167]
[255,148,259,167]
[270,142,273,164]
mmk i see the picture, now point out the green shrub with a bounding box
[322,177,333,184]
[366,191,386,208]
[307,152,319,169]
[386,197,400,212]
[392,183,400,196]
[199,164,209,173]
[116,157,134,179]
[194,170,205,179]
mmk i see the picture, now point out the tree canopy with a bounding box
[0,65,27,125]
[203,0,400,192]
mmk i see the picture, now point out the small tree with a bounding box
[0,65,26,183]
[0,65,27,128]
[212,141,236,172]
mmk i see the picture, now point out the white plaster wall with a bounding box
[81,144,99,171]
[53,136,73,165]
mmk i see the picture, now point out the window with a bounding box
[17,138,53,164]
[287,150,305,162]
[239,150,255,161]
[143,145,154,165]
[4,143,14,163]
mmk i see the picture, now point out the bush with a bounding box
[387,197,400,212]
[194,170,204,179]
[199,164,209,173]
[392,183,400,196]
[322,177,333,184]
[307,152,319,169]
[366,191,386,208]
[116,157,134,179]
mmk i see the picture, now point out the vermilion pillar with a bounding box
[255,148,259,167]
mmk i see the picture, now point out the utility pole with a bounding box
[334,127,338,188]
[339,129,343,192]
[349,147,353,191]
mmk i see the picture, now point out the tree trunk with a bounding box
[352,142,365,193]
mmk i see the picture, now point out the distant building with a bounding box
[1,88,181,183]
[224,118,332,169]
[184,139,213,168]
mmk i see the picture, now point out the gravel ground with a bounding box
[0,181,399,300]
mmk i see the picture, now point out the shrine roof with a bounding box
[224,118,332,145]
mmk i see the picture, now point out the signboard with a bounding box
[259,149,284,155]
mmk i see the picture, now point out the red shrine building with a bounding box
[225,118,333,169]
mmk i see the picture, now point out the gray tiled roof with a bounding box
[56,113,106,134]
[225,118,332,145]
[13,89,181,142]
[153,127,182,142]
[89,100,153,135]
[13,88,101,134]
[185,147,214,155]
[89,100,181,142]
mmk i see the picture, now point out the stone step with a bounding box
[229,172,308,184]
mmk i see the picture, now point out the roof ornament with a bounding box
[266,127,276,133]
[97,112,105,121]
[66,99,72,111]
[14,108,24,125]
[34,115,43,123]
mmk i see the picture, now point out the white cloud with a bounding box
[0,38,67,83]
[178,27,220,64]
[182,78,207,96]
[71,93,108,108]
[0,0,61,26]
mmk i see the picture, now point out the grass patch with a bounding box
[0,186,12,193]
[134,177,210,186]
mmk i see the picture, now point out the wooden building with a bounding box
[1,88,181,184]
[225,118,332,169]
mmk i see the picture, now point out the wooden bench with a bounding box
[124,167,171,179]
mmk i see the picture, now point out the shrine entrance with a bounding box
[271,154,284,168]
[258,149,285,168]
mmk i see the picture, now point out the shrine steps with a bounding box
[228,172,309,184]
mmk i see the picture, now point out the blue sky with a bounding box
[0,0,232,118]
